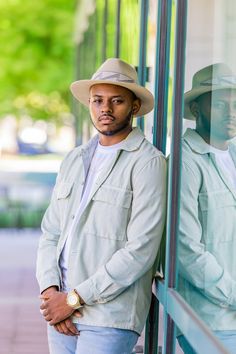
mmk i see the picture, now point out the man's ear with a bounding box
[132,98,141,115]
[189,101,200,119]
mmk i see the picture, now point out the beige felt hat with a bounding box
[184,63,236,120]
[70,58,154,117]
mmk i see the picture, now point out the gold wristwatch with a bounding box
[66,290,83,309]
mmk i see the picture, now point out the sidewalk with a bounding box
[0,229,49,354]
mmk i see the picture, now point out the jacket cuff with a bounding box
[75,278,100,306]
[39,279,60,294]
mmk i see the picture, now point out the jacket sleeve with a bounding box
[178,161,236,309]
[75,155,167,305]
[36,172,62,293]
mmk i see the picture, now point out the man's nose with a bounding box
[226,103,236,117]
[101,100,112,113]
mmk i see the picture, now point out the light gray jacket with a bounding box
[36,127,166,334]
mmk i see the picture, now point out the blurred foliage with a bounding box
[13,91,70,121]
[0,204,47,228]
[0,0,76,121]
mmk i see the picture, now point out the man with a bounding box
[36,58,166,354]
[177,63,236,354]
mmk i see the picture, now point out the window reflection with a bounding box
[177,63,236,354]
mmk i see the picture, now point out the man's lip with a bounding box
[98,115,115,121]
[224,119,236,126]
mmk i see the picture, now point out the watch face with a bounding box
[68,293,78,306]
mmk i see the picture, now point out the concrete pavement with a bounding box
[0,229,49,354]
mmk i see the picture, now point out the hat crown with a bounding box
[184,63,236,120]
[91,58,138,84]
[70,57,154,116]
[192,63,235,89]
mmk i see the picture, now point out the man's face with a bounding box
[89,84,140,136]
[194,89,236,141]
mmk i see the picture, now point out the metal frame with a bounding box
[137,0,149,130]
[162,0,187,352]
[144,1,172,353]
[153,0,172,153]
[157,281,229,354]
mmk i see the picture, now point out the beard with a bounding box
[91,110,133,136]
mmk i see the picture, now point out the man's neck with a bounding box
[195,129,229,151]
[98,126,132,146]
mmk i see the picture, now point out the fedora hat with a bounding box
[184,63,236,120]
[70,58,154,117]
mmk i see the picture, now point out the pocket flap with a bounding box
[199,190,236,211]
[56,182,74,199]
[92,185,132,208]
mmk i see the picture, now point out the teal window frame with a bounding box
[137,0,149,130]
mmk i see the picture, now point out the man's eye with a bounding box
[212,101,226,110]
[112,99,123,104]
[92,98,102,103]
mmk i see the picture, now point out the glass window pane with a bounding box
[177,0,236,353]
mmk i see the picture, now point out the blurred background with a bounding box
[0,0,76,229]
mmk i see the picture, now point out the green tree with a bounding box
[0,0,76,121]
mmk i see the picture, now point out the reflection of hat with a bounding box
[70,58,154,117]
[184,63,236,120]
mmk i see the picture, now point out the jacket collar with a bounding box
[183,128,236,155]
[80,126,145,156]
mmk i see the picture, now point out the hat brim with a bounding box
[184,85,236,120]
[70,80,154,117]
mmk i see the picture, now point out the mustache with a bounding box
[98,113,115,121]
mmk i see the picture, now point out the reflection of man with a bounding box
[177,63,236,354]
[36,58,166,354]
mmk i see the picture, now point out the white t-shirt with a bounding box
[59,140,124,291]
[210,145,236,189]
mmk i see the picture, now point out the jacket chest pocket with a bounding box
[56,181,74,224]
[199,189,236,244]
[85,185,133,240]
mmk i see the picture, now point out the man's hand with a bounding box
[54,317,80,336]
[41,286,58,298]
[40,290,80,325]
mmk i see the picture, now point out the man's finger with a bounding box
[54,323,63,334]
[65,319,80,335]
[73,310,82,318]
[49,317,58,325]
[59,321,74,336]
[40,303,47,310]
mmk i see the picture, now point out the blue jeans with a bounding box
[178,331,236,354]
[47,324,139,354]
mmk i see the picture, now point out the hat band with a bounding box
[92,71,136,83]
[200,75,236,86]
